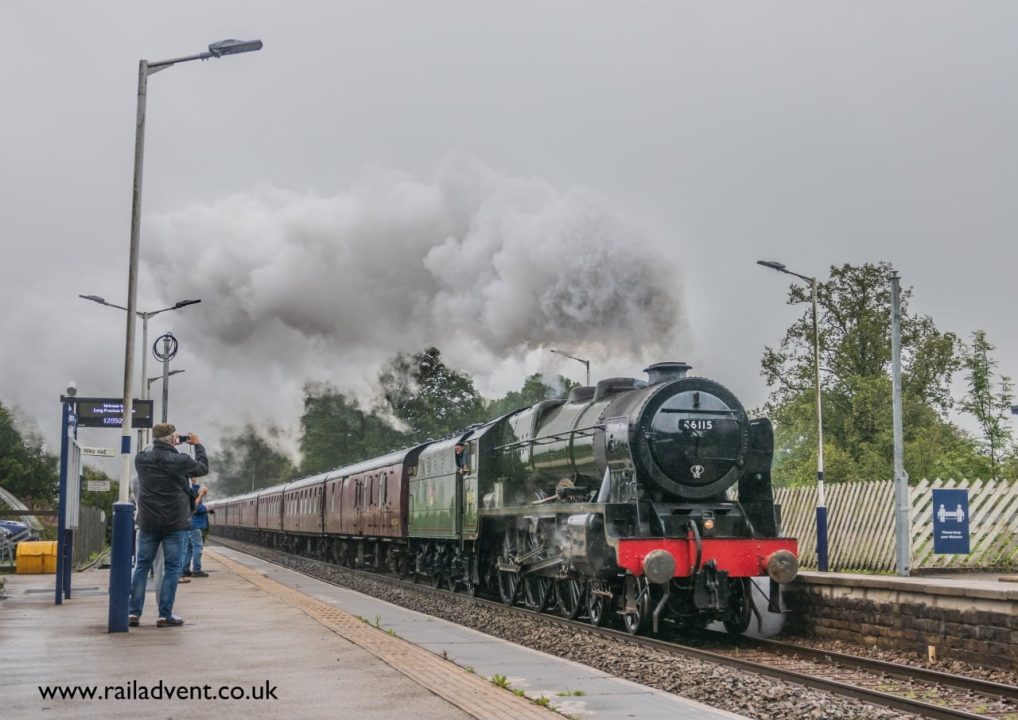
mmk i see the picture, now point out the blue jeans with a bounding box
[129,529,186,620]
[183,528,204,573]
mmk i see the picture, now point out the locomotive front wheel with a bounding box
[723,577,753,635]
[496,533,519,606]
[620,575,651,636]
[557,578,584,620]
[586,580,611,627]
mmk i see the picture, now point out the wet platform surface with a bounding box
[0,546,748,720]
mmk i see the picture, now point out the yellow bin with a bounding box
[16,541,58,574]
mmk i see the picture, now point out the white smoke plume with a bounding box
[2,156,686,461]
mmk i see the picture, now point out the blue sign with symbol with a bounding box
[932,488,970,554]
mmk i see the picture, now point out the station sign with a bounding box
[80,446,116,457]
[74,398,154,429]
[932,488,970,554]
[86,480,111,492]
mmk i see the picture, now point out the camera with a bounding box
[177,433,191,444]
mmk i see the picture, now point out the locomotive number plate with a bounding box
[681,419,714,431]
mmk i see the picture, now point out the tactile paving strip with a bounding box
[207,549,557,720]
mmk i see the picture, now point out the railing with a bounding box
[775,478,1018,572]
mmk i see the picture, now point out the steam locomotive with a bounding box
[209,362,798,635]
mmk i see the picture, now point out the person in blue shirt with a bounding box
[182,477,209,578]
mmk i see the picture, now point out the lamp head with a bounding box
[79,294,106,303]
[208,39,263,57]
[756,260,787,272]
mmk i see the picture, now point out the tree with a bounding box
[378,347,487,443]
[212,424,297,496]
[486,373,580,418]
[80,465,119,510]
[299,383,407,475]
[760,262,974,485]
[0,402,58,508]
[959,330,1015,477]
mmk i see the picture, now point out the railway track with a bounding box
[212,537,1018,720]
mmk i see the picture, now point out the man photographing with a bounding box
[128,423,209,628]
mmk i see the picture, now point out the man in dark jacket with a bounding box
[128,422,209,627]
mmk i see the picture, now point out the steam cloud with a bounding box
[1,156,686,460]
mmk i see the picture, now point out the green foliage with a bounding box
[486,373,579,418]
[299,384,407,475]
[378,347,487,443]
[959,331,1015,477]
[0,402,58,507]
[213,423,297,496]
[80,465,119,510]
[761,263,985,485]
[298,355,579,477]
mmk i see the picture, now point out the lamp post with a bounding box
[118,37,261,507]
[757,260,829,572]
[549,348,591,387]
[110,38,262,633]
[79,295,200,447]
[149,369,185,431]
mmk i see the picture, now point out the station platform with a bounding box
[0,546,747,720]
[787,570,1018,669]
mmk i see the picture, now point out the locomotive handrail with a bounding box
[659,408,740,415]
[492,424,605,452]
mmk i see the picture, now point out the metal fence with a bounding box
[775,478,1018,572]
[72,505,107,568]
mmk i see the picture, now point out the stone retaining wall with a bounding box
[782,573,1018,670]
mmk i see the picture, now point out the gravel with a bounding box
[214,539,956,720]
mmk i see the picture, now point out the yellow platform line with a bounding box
[207,549,558,720]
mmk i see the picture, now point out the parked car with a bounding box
[0,520,38,543]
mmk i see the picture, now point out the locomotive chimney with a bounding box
[644,361,691,385]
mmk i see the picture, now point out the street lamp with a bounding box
[110,38,262,633]
[550,348,591,387]
[79,295,200,446]
[757,260,829,572]
[117,38,261,506]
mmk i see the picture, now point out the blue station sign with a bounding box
[932,488,970,554]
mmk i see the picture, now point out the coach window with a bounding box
[380,473,387,506]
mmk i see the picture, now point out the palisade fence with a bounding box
[72,505,107,569]
[774,478,1018,572]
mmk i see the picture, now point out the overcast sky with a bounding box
[3,2,1017,466]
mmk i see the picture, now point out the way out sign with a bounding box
[932,488,970,554]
